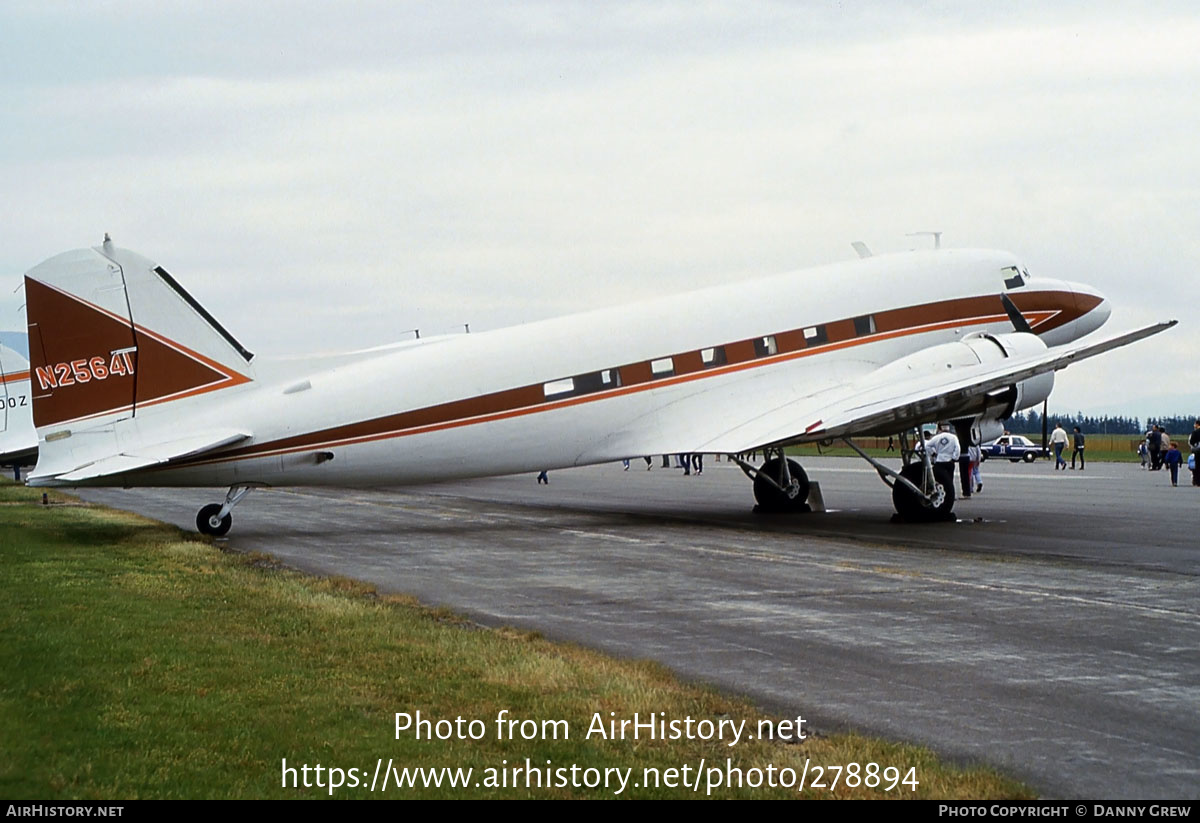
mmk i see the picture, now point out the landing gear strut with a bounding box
[733,448,811,513]
[196,485,255,536]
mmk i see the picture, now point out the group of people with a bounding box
[1051,420,1200,487]
[621,454,705,474]
[1139,422,1200,487]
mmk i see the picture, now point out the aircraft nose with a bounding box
[1066,280,1111,336]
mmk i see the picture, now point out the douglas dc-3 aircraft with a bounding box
[22,237,1173,535]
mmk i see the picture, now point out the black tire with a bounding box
[1009,458,1020,463]
[980,453,988,462]
[196,503,232,536]
[1022,452,1036,463]
[753,457,810,513]
[892,462,956,522]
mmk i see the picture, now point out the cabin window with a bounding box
[802,325,828,345]
[650,357,675,377]
[570,371,606,394]
[701,346,727,367]
[753,335,778,357]
[853,315,876,336]
[545,369,621,399]
[543,378,575,398]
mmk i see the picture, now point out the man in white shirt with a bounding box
[1050,423,1069,470]
[924,424,962,511]
[928,424,961,464]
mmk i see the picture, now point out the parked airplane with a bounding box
[22,237,1172,534]
[0,341,36,477]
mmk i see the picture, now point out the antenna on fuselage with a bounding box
[851,241,873,259]
[907,231,942,249]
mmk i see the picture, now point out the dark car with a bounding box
[980,434,1049,463]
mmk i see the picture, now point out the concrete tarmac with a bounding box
[76,456,1199,798]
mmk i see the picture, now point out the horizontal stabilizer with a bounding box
[40,429,250,483]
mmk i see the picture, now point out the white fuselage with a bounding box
[73,249,1104,489]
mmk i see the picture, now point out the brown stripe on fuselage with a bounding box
[723,339,757,364]
[873,294,999,334]
[1010,289,1096,334]
[825,318,857,344]
[775,329,807,352]
[671,350,705,376]
[166,289,1087,471]
[618,360,652,386]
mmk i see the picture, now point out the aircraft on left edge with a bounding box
[0,338,37,478]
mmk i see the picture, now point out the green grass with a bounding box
[0,485,1034,799]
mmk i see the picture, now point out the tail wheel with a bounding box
[892,462,956,522]
[197,503,232,537]
[753,457,810,512]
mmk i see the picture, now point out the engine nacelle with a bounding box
[963,332,1055,416]
[967,416,1007,446]
[866,331,1054,427]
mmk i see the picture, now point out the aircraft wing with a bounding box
[40,429,251,483]
[695,321,1176,453]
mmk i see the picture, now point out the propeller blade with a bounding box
[1001,292,1034,334]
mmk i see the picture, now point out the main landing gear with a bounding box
[733,448,811,513]
[196,485,255,536]
[843,431,956,522]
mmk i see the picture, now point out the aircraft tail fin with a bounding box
[23,238,255,432]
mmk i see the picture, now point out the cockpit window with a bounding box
[1002,266,1026,289]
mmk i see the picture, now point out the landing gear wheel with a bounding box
[753,457,810,513]
[197,503,232,537]
[892,462,956,522]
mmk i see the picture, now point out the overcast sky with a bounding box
[2,1,1196,418]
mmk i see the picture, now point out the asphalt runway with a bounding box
[75,456,1199,799]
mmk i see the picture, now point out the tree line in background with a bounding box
[1004,410,1198,436]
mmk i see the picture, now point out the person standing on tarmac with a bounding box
[1164,442,1183,487]
[969,442,983,493]
[1070,426,1086,470]
[957,430,974,498]
[928,423,961,505]
[1148,426,1164,470]
[1190,421,1200,487]
[1050,423,1069,470]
